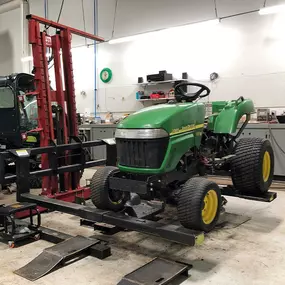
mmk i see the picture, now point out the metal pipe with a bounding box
[94,0,98,118]
[44,0,48,19]
[4,159,106,183]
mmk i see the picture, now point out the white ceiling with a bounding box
[98,0,285,38]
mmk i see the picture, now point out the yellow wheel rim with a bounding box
[263,151,271,182]
[202,190,218,225]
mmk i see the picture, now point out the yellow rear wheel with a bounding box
[231,138,274,195]
[262,151,271,182]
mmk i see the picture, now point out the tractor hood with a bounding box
[117,102,205,135]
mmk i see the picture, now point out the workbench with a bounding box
[79,123,285,178]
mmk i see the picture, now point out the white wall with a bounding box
[2,0,285,116]
[95,0,285,119]
[0,8,22,74]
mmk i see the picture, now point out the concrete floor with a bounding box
[0,173,285,285]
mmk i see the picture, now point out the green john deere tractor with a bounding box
[91,82,274,232]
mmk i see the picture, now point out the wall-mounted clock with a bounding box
[100,68,112,83]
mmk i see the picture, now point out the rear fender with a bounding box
[214,98,254,134]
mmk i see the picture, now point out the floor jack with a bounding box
[0,202,41,248]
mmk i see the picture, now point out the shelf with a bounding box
[137,98,174,102]
[138,79,187,86]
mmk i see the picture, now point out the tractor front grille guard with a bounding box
[116,137,169,168]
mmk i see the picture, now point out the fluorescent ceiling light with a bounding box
[109,31,157,45]
[109,19,220,45]
[259,4,285,15]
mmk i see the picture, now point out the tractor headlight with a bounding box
[115,128,168,139]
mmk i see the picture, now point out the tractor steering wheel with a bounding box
[174,82,211,102]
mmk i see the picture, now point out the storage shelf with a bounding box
[137,98,174,102]
[138,79,187,87]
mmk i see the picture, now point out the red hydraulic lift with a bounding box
[26,14,104,202]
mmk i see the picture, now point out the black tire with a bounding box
[91,166,129,211]
[29,176,42,189]
[231,138,274,195]
[178,177,222,232]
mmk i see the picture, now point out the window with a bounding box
[0,87,14,108]
[19,91,38,130]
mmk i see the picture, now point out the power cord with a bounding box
[111,0,119,39]
[45,0,65,70]
[44,0,65,32]
[81,0,87,46]
[56,0,65,23]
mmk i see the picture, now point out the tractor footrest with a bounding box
[221,186,277,202]
[117,257,190,285]
[14,235,103,281]
[125,200,165,219]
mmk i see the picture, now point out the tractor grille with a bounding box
[116,138,169,168]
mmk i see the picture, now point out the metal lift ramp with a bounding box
[15,235,101,281]
[117,258,190,285]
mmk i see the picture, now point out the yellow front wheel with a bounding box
[202,190,218,225]
[178,178,222,232]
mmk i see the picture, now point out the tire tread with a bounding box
[231,137,273,194]
[178,177,221,232]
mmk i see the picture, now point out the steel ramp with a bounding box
[117,258,190,285]
[14,235,100,281]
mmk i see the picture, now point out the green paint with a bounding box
[118,102,205,174]
[118,130,202,174]
[117,98,254,174]
[118,102,205,134]
[213,99,254,134]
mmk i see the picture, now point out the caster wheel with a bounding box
[8,241,15,248]
[34,234,41,241]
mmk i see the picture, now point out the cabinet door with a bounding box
[91,127,116,160]
[238,128,270,140]
[237,127,285,177]
[269,129,285,176]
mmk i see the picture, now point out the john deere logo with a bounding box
[170,124,204,136]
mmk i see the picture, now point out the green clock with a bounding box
[100,68,112,83]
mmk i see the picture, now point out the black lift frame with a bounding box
[0,141,204,246]
[0,140,276,247]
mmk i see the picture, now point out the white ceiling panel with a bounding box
[0,0,13,5]
[216,0,265,17]
[98,0,117,39]
[114,0,216,38]
[266,0,285,5]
